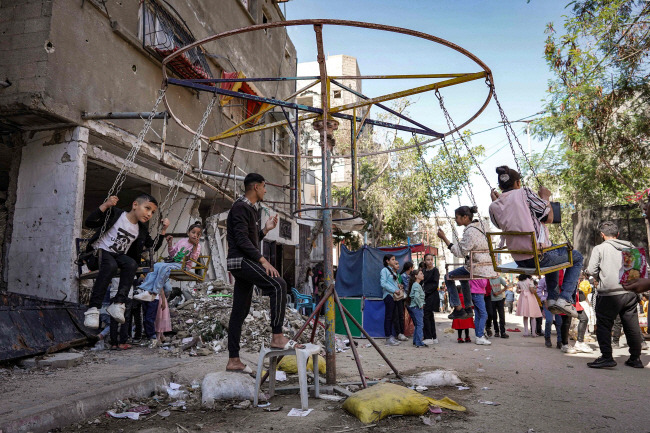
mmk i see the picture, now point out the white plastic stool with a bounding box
[254,342,321,409]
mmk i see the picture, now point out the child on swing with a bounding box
[134,222,203,302]
[83,194,169,329]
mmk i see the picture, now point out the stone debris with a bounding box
[156,280,324,356]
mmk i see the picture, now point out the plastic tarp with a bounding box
[362,298,386,338]
[336,245,412,298]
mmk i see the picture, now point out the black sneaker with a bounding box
[587,357,617,369]
[494,332,500,338]
[624,357,644,368]
[500,333,509,339]
[556,342,562,349]
[545,338,552,348]
[448,309,469,320]
[486,329,493,338]
[465,308,474,318]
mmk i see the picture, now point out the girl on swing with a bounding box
[437,206,496,322]
[488,165,583,318]
[133,222,203,302]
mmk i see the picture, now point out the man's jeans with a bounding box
[445,267,473,308]
[471,293,488,338]
[515,247,584,302]
[543,306,562,342]
[407,306,424,346]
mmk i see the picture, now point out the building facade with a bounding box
[0,0,299,301]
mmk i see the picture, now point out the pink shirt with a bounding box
[168,238,201,269]
[470,279,488,295]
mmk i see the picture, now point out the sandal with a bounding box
[226,365,254,375]
[118,343,132,350]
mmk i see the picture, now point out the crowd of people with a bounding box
[81,169,649,372]
[380,164,649,369]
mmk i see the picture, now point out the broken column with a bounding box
[7,127,88,302]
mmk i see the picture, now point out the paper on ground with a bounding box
[107,411,139,420]
[287,408,313,417]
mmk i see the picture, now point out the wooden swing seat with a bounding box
[486,231,573,276]
[167,254,212,282]
[445,250,494,280]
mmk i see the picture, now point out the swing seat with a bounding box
[167,254,211,282]
[75,238,153,280]
[485,232,573,276]
[444,250,494,280]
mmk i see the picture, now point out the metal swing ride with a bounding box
[104,19,571,385]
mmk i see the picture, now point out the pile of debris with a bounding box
[159,280,324,356]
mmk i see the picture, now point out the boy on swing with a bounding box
[83,193,169,329]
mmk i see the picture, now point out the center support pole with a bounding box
[313,24,336,384]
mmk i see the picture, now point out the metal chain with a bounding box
[413,133,460,243]
[152,94,218,248]
[487,79,572,247]
[435,89,493,191]
[94,89,167,252]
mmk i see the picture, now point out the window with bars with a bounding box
[138,0,213,81]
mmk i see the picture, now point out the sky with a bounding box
[281,0,570,219]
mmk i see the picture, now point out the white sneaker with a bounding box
[84,307,99,329]
[422,339,435,345]
[561,344,577,354]
[133,289,155,302]
[398,333,408,341]
[555,298,578,318]
[431,339,439,344]
[475,336,492,345]
[574,341,593,353]
[106,303,126,324]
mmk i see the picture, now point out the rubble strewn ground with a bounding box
[159,281,325,357]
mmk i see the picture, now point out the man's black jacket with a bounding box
[226,199,265,262]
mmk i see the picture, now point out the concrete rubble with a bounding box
[158,280,325,356]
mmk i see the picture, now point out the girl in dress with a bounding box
[452,292,475,343]
[516,274,543,336]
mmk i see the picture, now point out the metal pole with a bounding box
[333,291,367,388]
[313,24,336,384]
[351,108,358,211]
[296,108,302,211]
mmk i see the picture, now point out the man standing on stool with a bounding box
[226,173,304,374]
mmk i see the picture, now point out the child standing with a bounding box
[380,254,402,346]
[452,292,475,343]
[516,274,543,337]
[470,279,491,345]
[83,194,169,329]
[134,222,203,301]
[406,268,426,347]
[155,286,172,343]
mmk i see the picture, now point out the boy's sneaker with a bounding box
[448,309,469,320]
[486,329,493,338]
[475,336,491,345]
[624,357,644,368]
[545,337,552,348]
[133,290,155,302]
[494,331,500,338]
[106,303,126,324]
[84,307,100,329]
[574,341,593,353]
[500,333,509,339]
[422,339,434,346]
[561,344,577,354]
[397,333,408,341]
[431,338,439,344]
[554,298,578,318]
[587,356,617,368]
[556,341,562,349]
[384,336,400,346]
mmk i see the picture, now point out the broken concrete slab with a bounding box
[37,352,83,368]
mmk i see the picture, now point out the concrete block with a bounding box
[37,353,83,369]
[11,31,47,50]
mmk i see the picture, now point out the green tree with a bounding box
[535,0,650,242]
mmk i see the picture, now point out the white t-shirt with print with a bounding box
[93,212,139,254]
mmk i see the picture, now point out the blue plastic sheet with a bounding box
[362,298,387,338]
[336,245,412,298]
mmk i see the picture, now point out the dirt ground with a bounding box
[5,311,650,433]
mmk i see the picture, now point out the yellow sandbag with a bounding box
[342,382,465,424]
[277,355,326,374]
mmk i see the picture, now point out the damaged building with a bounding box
[0,0,299,358]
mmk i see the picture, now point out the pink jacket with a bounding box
[168,238,201,269]
[488,188,550,261]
